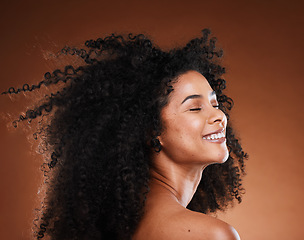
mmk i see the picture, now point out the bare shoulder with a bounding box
[133,207,240,240]
[169,209,241,240]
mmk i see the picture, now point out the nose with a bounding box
[208,107,227,126]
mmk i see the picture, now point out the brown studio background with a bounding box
[0,0,303,239]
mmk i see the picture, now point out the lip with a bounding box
[202,128,226,144]
[203,137,226,144]
[202,128,225,137]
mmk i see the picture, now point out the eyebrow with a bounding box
[181,91,216,104]
[181,94,202,104]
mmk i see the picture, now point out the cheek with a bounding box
[179,116,205,135]
[162,116,204,143]
[191,118,205,130]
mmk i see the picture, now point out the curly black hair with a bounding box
[2,29,247,240]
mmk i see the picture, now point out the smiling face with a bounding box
[158,70,229,166]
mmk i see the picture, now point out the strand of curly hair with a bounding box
[2,29,248,240]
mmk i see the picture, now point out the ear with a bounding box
[157,134,163,146]
[150,137,162,153]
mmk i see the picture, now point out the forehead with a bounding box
[170,71,214,100]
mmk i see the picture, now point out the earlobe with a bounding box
[151,137,162,152]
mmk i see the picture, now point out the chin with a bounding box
[220,152,229,163]
[211,149,229,164]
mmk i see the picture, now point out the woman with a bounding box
[3,29,247,239]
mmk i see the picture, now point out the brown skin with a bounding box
[133,71,240,240]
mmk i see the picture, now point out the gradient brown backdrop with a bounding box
[0,0,303,239]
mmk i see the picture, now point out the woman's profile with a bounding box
[2,29,247,240]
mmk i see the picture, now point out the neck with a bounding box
[149,153,207,207]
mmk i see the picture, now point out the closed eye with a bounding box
[213,105,220,109]
[189,108,202,111]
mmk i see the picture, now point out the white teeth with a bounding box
[203,131,225,140]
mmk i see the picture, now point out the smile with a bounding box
[202,131,225,140]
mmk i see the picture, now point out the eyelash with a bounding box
[189,108,202,111]
[189,105,220,111]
